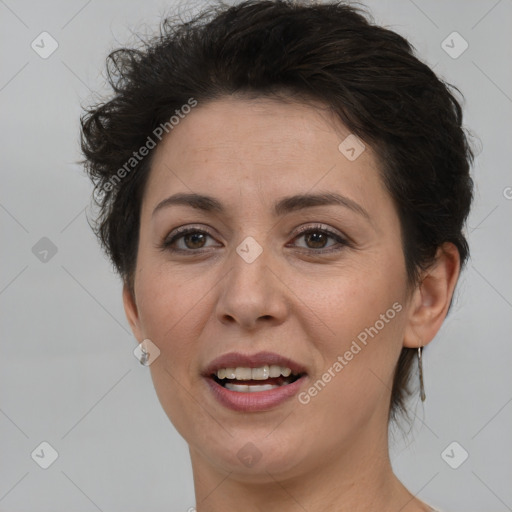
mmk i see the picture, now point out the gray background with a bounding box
[1,0,511,511]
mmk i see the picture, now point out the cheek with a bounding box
[137,281,186,334]
[133,263,210,434]
[305,253,408,398]
[298,289,406,442]
[310,256,406,342]
[133,259,215,370]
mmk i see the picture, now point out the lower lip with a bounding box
[204,375,307,412]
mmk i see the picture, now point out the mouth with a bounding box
[202,352,308,412]
[210,366,305,392]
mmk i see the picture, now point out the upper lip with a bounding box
[202,351,308,377]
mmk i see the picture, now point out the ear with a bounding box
[403,242,461,348]
[123,283,143,341]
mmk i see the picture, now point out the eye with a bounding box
[161,226,218,252]
[289,224,349,253]
[160,223,350,254]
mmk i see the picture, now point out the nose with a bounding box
[215,236,288,331]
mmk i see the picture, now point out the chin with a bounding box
[192,425,316,482]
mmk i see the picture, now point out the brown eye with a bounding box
[291,224,349,253]
[181,232,207,249]
[161,224,349,255]
[162,227,217,252]
[302,231,329,249]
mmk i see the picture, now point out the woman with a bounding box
[80,1,474,510]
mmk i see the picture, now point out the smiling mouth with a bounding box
[210,373,304,392]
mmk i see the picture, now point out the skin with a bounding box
[123,96,460,512]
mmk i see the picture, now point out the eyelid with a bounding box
[292,223,348,240]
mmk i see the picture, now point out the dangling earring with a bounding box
[418,345,426,402]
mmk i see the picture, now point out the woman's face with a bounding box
[124,96,415,481]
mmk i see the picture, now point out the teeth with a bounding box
[280,367,292,377]
[235,367,252,380]
[224,368,236,379]
[224,383,279,392]
[215,365,296,380]
[269,365,281,378]
[251,366,269,380]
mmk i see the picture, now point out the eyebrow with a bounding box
[152,192,370,220]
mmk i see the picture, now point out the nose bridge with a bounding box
[228,232,271,290]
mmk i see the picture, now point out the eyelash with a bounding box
[160,223,351,255]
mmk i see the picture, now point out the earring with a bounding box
[140,343,149,366]
[418,346,426,402]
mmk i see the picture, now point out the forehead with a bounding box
[155,95,353,160]
[143,96,388,219]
